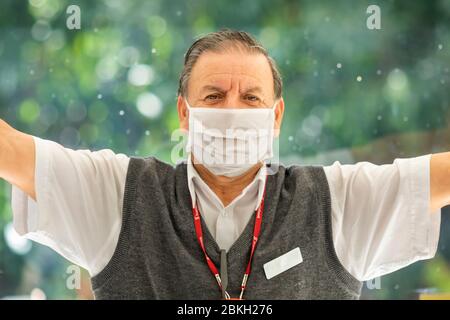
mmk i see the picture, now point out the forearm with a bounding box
[0,119,14,177]
[430,152,450,213]
[0,119,36,200]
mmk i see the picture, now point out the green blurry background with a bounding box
[1,0,450,299]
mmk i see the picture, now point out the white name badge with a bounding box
[263,247,303,280]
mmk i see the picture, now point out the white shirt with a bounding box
[187,154,267,253]
[11,137,441,281]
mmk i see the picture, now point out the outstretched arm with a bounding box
[0,118,36,200]
[1,117,130,276]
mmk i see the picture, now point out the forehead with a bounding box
[188,50,274,94]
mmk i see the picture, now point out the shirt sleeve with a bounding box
[11,136,130,277]
[324,154,441,281]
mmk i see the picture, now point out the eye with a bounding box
[205,94,222,101]
[244,95,261,102]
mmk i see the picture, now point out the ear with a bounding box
[274,97,285,138]
[177,95,189,131]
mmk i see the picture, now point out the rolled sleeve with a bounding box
[403,154,440,260]
[12,136,49,235]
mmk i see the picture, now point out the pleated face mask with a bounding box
[185,99,276,177]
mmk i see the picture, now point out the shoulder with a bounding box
[282,164,328,190]
[126,156,182,187]
[266,163,329,203]
[129,156,175,172]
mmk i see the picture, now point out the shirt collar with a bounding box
[186,153,267,210]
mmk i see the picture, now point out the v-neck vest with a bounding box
[90,157,362,299]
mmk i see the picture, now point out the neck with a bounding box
[192,157,263,207]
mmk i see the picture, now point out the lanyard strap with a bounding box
[191,178,267,300]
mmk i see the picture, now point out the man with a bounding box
[0,29,447,300]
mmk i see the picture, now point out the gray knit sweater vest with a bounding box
[90,157,362,299]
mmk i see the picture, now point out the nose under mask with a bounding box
[185,99,276,177]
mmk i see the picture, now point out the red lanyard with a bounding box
[191,181,267,300]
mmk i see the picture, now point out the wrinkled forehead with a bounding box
[188,50,275,97]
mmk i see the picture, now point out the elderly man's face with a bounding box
[177,50,284,131]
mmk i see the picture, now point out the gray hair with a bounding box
[178,29,283,99]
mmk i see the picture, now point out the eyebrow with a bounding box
[243,86,264,95]
[199,85,226,94]
[199,85,264,95]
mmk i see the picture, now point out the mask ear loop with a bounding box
[271,99,280,109]
[184,98,193,155]
[184,98,192,111]
[183,98,193,130]
[264,99,278,171]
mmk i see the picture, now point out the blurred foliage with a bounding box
[0,0,449,299]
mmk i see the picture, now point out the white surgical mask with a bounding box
[185,99,277,177]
